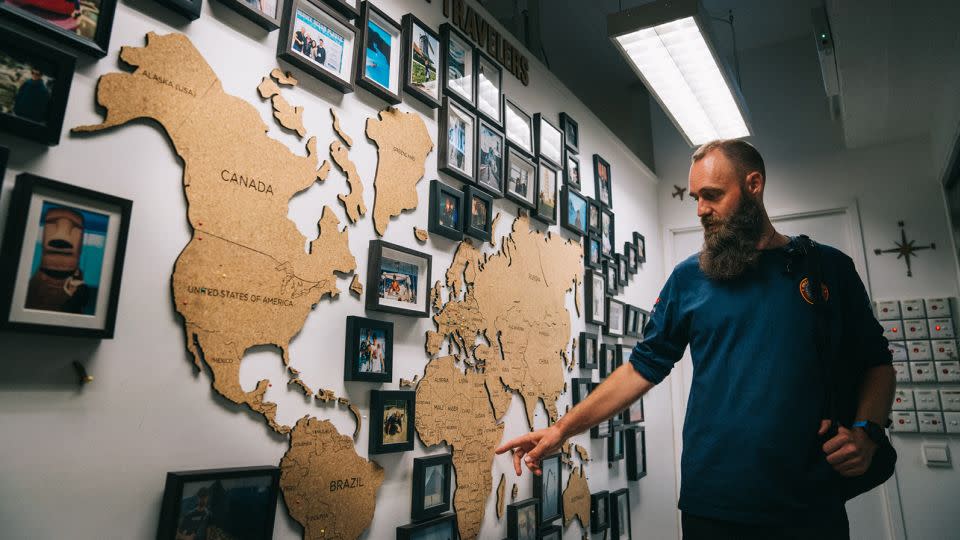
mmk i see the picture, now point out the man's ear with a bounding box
[744,171,764,196]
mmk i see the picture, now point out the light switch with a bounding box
[893,362,911,383]
[907,340,932,361]
[901,299,926,318]
[918,411,945,433]
[931,340,958,361]
[922,443,951,466]
[888,341,908,362]
[914,389,942,411]
[936,361,960,383]
[929,318,955,339]
[881,320,903,341]
[910,361,936,382]
[892,389,915,410]
[904,319,930,340]
[876,300,902,320]
[941,390,960,412]
[890,411,918,433]
[925,298,951,317]
[944,412,960,434]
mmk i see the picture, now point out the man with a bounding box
[496,139,896,539]
[14,67,51,123]
[176,486,210,540]
[314,38,326,66]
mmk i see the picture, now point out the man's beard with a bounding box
[699,192,766,280]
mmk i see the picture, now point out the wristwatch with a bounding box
[852,420,887,445]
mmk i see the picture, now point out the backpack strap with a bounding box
[798,235,839,426]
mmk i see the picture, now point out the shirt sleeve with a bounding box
[841,255,892,369]
[629,270,690,384]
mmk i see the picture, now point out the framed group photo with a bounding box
[534,158,558,225]
[411,454,452,520]
[369,389,415,453]
[438,97,476,184]
[504,145,536,210]
[560,186,588,236]
[1,0,116,57]
[365,240,431,317]
[532,454,562,524]
[475,118,505,197]
[503,96,533,156]
[216,0,281,30]
[428,179,463,241]
[440,23,474,107]
[401,14,441,108]
[355,1,402,104]
[343,315,393,382]
[278,0,357,93]
[475,50,502,127]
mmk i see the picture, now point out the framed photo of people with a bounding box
[155,0,202,20]
[365,240,431,317]
[533,454,562,523]
[0,174,132,338]
[534,158,558,225]
[0,27,75,145]
[216,0,281,30]
[578,331,597,369]
[564,150,581,190]
[605,297,625,338]
[600,206,615,259]
[533,113,563,168]
[440,23,474,107]
[504,96,534,156]
[585,234,602,270]
[475,49,502,127]
[560,186,588,236]
[396,512,458,540]
[633,231,646,264]
[428,179,463,241]
[610,488,633,538]
[593,154,613,208]
[572,377,592,404]
[507,498,539,540]
[400,14,440,108]
[278,0,357,93]
[463,185,493,242]
[438,97,476,184]
[343,315,393,382]
[0,0,116,57]
[625,426,647,481]
[584,269,606,326]
[475,118,505,197]
[369,389,415,453]
[411,454,452,520]
[156,466,281,540]
[355,1,402,104]
[504,145,536,210]
[560,112,579,153]
[591,491,610,532]
[323,0,360,20]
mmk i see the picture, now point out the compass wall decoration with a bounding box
[873,221,935,277]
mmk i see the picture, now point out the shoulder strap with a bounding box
[800,235,839,424]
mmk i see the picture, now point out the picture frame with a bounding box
[504,96,534,156]
[278,0,357,93]
[507,498,540,540]
[625,426,647,481]
[428,179,464,241]
[156,466,281,540]
[624,304,642,338]
[633,231,647,264]
[411,454,452,520]
[0,173,132,338]
[475,118,505,197]
[365,240,432,317]
[216,0,281,30]
[584,269,606,326]
[578,331,597,369]
[155,0,202,20]
[600,206,615,259]
[605,297,625,338]
[590,418,613,439]
[571,377,593,405]
[322,0,360,20]
[0,0,117,58]
[355,1,402,104]
[599,343,616,378]
[533,113,563,168]
[533,454,562,523]
[593,153,613,208]
[637,308,649,339]
[0,145,8,183]
[602,260,617,295]
[463,185,493,242]
[624,241,638,274]
[560,186,588,236]
[438,96,476,184]
[608,427,625,462]
[564,150,582,190]
[401,14,441,108]
[560,112,579,153]
[440,23,474,107]
[396,512,458,540]
[584,234,602,270]
[0,27,75,145]
[587,197,601,235]
[534,158,558,225]
[343,315,393,382]
[504,145,537,210]
[615,253,628,288]
[474,49,503,127]
[625,396,644,425]
[369,389,415,453]
[590,491,610,533]
[610,488,633,538]
[540,524,562,540]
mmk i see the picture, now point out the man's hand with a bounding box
[818,419,877,477]
[494,425,566,477]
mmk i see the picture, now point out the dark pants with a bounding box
[682,507,850,540]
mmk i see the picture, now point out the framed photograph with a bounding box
[578,331,597,369]
[624,241,638,274]
[505,145,536,210]
[475,119,505,197]
[610,488,633,538]
[637,308,649,339]
[584,234,602,270]
[1,0,116,58]
[397,512,458,540]
[584,269,606,326]
[625,397,644,425]
[279,0,357,93]
[507,498,539,540]
[463,185,493,242]
[369,389,415,453]
[533,454,562,523]
[400,14,440,108]
[438,97,476,183]
[564,150,581,190]
[599,343,616,378]
[590,491,610,533]
[504,96,534,156]
[605,298,625,338]
[616,253,628,287]
[600,207,615,259]
[533,113,563,168]
[355,1,401,104]
[343,315,393,382]
[411,454,452,520]
[560,186,588,236]
[587,197,601,235]
[608,428,625,462]
[475,50,502,127]
[593,154,613,208]
[540,524,562,540]
[155,0,202,19]
[602,260,617,295]
[560,112,579,153]
[428,179,464,241]
[0,174,131,338]
[323,0,359,20]
[624,304,642,338]
[0,145,8,182]
[534,158,558,225]
[571,377,592,404]
[365,240,432,317]
[590,418,613,439]
[216,0,280,30]
[440,23,474,107]
[156,466,280,540]
[0,27,75,145]
[634,231,646,264]
[625,426,647,481]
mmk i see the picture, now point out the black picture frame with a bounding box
[584,269,606,326]
[610,487,633,538]
[605,297,625,338]
[624,241,638,274]
[278,0,357,93]
[0,173,132,338]
[533,113,563,168]
[637,308,649,339]
[603,260,617,295]
[343,315,393,382]
[438,96,477,184]
[463,185,493,242]
[584,234,602,270]
[533,454,563,523]
[560,112,579,153]
[600,206,615,259]
[534,158,558,225]
[365,240,432,317]
[608,427,625,462]
[579,331,597,369]
[587,197,601,235]
[0,0,116,57]
[504,96,534,156]
[0,27,75,145]
[155,0,202,19]
[625,396,644,425]
[540,523,562,540]
[615,253,628,288]
[400,14,441,108]
[411,454,453,520]
[0,145,8,183]
[590,491,610,533]
[475,118,505,197]
[157,466,281,540]
[564,150,581,190]
[560,186,588,236]
[625,426,647,481]
[624,304,641,338]
[323,0,360,20]
[593,153,613,208]
[396,512,458,539]
[504,144,537,210]
[590,418,613,439]
[354,1,402,104]
[571,377,592,405]
[634,231,647,264]
[507,498,540,540]
[440,23,474,107]
[216,0,281,30]
[599,343,616,378]
[474,49,503,128]
[369,389,415,453]
[428,179,464,241]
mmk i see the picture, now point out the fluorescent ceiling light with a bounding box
[608,2,751,146]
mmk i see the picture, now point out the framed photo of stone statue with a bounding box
[411,454,452,520]
[0,0,117,57]
[369,389,415,453]
[0,173,132,338]
[343,315,393,382]
[533,454,562,523]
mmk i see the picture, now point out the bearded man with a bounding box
[496,139,896,539]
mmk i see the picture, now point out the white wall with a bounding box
[652,35,960,540]
[0,0,675,539]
